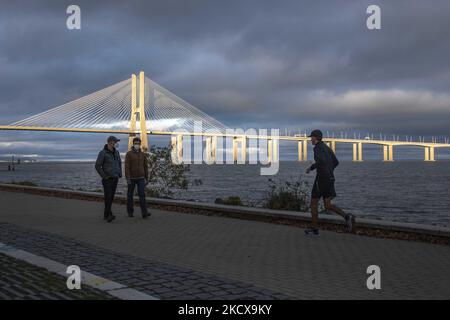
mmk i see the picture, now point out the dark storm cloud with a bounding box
[1,0,450,159]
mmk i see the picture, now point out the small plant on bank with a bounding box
[215,196,243,206]
[9,180,37,187]
[262,177,310,212]
[146,145,190,198]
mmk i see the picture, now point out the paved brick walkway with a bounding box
[0,190,449,299]
[0,252,115,300]
[0,223,289,299]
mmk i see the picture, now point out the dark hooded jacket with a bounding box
[95,145,122,179]
[309,141,339,181]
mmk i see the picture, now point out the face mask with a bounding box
[133,144,141,151]
[114,142,120,149]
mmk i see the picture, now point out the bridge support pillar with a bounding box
[383,145,394,161]
[128,74,138,151]
[353,143,363,161]
[358,142,363,161]
[170,135,183,163]
[204,136,218,164]
[232,137,246,164]
[205,137,212,164]
[388,145,394,161]
[331,141,336,153]
[424,147,435,161]
[302,140,308,161]
[241,137,247,163]
[298,141,303,161]
[171,136,177,162]
[177,135,183,162]
[211,136,217,162]
[138,71,149,152]
[266,139,279,163]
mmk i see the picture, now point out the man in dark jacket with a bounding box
[125,137,150,218]
[304,130,355,236]
[95,136,122,223]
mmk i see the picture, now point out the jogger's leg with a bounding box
[310,197,319,228]
[323,198,346,218]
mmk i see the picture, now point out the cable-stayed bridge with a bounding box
[0,71,449,162]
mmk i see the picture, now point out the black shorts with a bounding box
[312,179,336,199]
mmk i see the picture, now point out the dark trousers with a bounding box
[127,178,148,216]
[102,177,118,218]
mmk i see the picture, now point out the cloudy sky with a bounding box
[1,0,450,160]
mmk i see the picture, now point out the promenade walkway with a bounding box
[0,190,449,299]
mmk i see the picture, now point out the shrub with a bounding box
[9,180,37,187]
[262,178,310,212]
[215,196,243,206]
[146,145,190,198]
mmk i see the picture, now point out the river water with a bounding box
[0,161,449,227]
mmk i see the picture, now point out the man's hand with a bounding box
[145,179,149,186]
[305,167,311,174]
[127,178,132,185]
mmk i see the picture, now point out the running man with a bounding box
[304,130,355,236]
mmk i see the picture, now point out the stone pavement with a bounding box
[0,190,449,299]
[0,252,115,300]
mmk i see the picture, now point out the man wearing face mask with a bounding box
[125,137,150,218]
[95,136,122,223]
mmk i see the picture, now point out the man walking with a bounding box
[95,136,122,223]
[125,137,150,218]
[304,130,355,236]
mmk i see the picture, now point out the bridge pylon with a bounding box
[128,71,149,152]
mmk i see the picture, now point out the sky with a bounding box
[1,0,450,160]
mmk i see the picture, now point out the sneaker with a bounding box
[142,212,151,219]
[106,214,116,223]
[345,214,355,233]
[104,212,114,220]
[304,228,320,236]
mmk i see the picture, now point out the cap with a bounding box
[308,129,323,139]
[107,136,120,143]
[133,137,142,144]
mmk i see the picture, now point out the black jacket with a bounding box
[95,145,122,179]
[309,141,339,181]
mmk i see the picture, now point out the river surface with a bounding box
[0,161,449,227]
